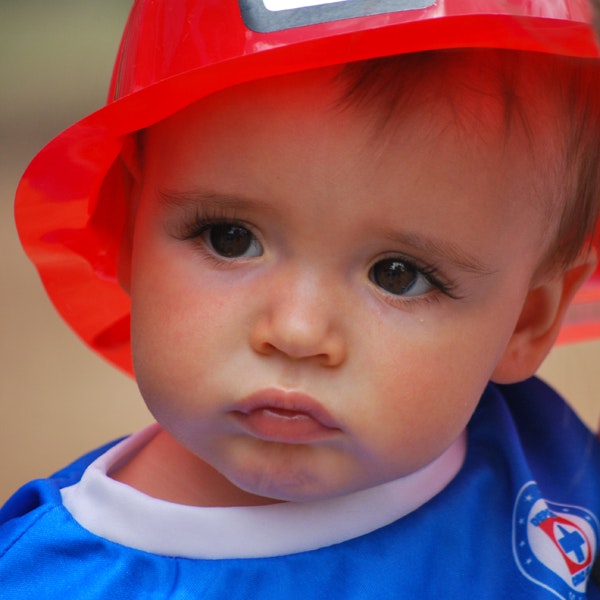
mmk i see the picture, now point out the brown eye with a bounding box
[204,223,262,258]
[369,258,432,296]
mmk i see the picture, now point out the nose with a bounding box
[249,270,347,367]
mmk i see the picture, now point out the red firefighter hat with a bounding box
[15,0,600,375]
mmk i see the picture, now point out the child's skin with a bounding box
[114,66,595,508]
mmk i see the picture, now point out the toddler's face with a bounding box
[127,68,551,503]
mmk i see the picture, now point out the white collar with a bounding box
[61,424,466,559]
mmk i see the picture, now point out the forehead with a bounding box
[146,57,552,201]
[148,51,564,166]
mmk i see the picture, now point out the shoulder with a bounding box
[471,378,600,485]
[450,379,600,597]
[494,377,598,467]
[0,438,123,549]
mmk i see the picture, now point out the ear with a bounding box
[117,134,144,296]
[491,251,597,384]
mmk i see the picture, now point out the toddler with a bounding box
[2,1,600,597]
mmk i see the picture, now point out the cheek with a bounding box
[129,249,258,410]
[358,306,516,450]
[130,254,211,389]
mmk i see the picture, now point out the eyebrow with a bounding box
[384,231,497,276]
[158,188,278,216]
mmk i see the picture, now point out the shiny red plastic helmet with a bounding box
[15,0,600,375]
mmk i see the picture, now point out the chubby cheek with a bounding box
[357,312,510,473]
[129,247,226,405]
[132,293,224,394]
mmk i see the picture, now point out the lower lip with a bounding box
[232,407,340,444]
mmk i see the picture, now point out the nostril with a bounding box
[249,317,346,366]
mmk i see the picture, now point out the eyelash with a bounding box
[416,263,459,298]
[418,268,461,302]
[172,207,264,268]
[175,208,240,238]
[174,211,461,302]
[371,257,461,303]
[175,210,261,255]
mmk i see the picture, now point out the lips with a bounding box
[230,389,341,444]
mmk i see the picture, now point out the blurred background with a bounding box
[0,2,151,504]
[1,1,599,504]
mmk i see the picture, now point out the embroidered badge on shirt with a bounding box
[513,481,599,599]
[238,0,435,33]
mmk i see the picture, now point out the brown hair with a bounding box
[592,0,600,43]
[337,49,600,275]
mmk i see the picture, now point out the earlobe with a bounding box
[491,252,597,384]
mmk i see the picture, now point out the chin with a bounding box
[225,462,340,503]
[227,460,372,504]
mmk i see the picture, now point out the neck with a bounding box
[110,427,280,507]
